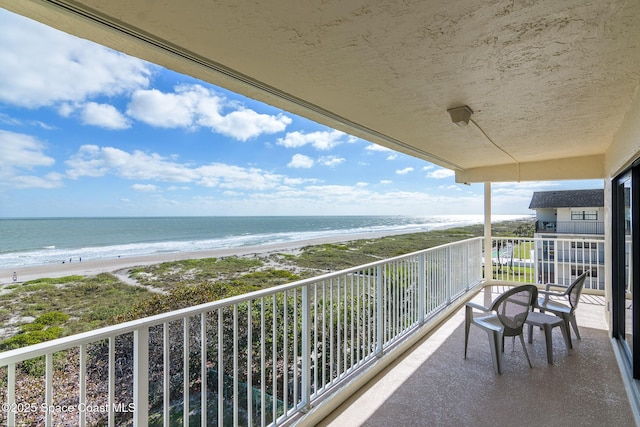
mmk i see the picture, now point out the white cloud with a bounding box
[439,184,461,191]
[58,103,74,118]
[200,107,291,141]
[319,156,345,167]
[11,172,64,189]
[365,144,393,152]
[386,154,398,160]
[0,10,152,108]
[126,87,200,128]
[127,84,291,140]
[0,113,54,129]
[380,180,392,184]
[67,145,198,181]
[65,145,287,190]
[0,130,54,169]
[0,130,62,189]
[80,102,131,129]
[304,184,362,198]
[283,177,320,185]
[277,130,346,150]
[0,113,23,126]
[132,184,158,192]
[235,184,489,216]
[356,182,368,187]
[287,154,314,168]
[396,167,414,175]
[427,168,455,179]
[196,164,282,190]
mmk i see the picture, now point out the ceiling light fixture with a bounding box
[446,104,522,180]
[447,105,473,127]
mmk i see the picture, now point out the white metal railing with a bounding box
[0,238,484,427]
[535,221,605,235]
[490,237,605,291]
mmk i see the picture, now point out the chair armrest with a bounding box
[538,289,565,298]
[544,283,569,292]
[466,302,491,312]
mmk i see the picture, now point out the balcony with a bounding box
[535,221,605,235]
[0,236,633,426]
[318,289,634,426]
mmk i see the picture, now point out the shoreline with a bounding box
[0,230,409,284]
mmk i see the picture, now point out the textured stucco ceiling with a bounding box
[3,0,640,181]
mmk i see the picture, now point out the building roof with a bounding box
[529,189,604,209]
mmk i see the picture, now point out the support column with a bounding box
[484,182,492,285]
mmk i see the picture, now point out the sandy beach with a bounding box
[0,230,403,285]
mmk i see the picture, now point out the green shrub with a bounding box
[0,311,70,351]
[239,269,301,288]
[34,311,70,325]
[21,283,56,292]
[23,276,83,286]
[20,323,45,332]
[0,327,64,350]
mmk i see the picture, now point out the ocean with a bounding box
[0,215,529,270]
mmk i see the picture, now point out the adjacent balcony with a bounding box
[0,236,633,426]
[535,221,605,235]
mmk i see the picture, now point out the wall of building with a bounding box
[535,208,556,223]
[603,84,640,335]
[606,86,640,177]
[556,207,605,222]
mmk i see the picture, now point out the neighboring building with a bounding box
[529,189,605,235]
[529,189,605,289]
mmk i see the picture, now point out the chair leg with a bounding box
[464,307,472,358]
[558,319,571,352]
[562,316,573,349]
[488,330,503,374]
[569,315,581,340]
[542,324,554,365]
[518,333,533,369]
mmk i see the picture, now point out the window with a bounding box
[571,241,598,249]
[571,267,598,278]
[571,210,598,220]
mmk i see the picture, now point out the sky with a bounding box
[0,9,603,218]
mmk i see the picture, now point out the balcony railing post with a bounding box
[45,353,53,427]
[7,363,15,427]
[79,344,87,427]
[418,254,425,323]
[445,246,451,305]
[376,264,384,355]
[133,326,149,427]
[301,285,311,410]
[182,319,189,427]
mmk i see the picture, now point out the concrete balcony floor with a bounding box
[318,287,636,427]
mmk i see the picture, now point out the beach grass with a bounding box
[0,273,153,341]
[129,256,264,291]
